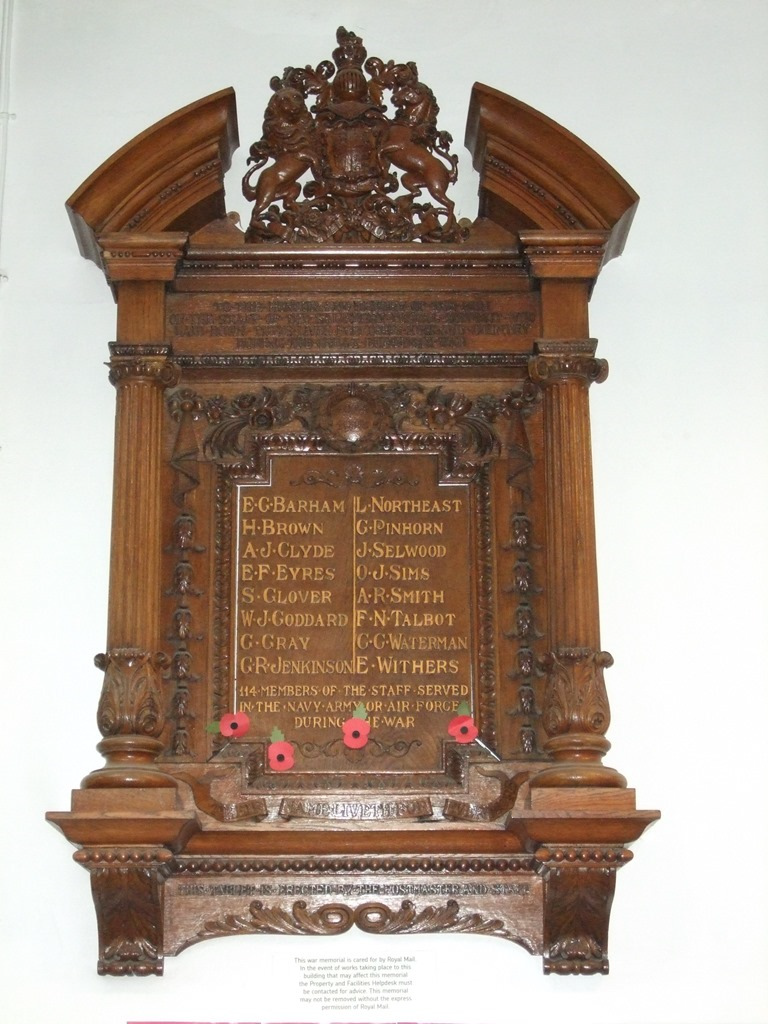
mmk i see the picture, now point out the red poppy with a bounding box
[268,739,295,771]
[219,712,250,738]
[448,714,478,744]
[342,716,371,749]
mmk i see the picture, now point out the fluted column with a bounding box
[83,234,185,787]
[528,342,623,786]
[106,349,178,648]
[519,231,624,788]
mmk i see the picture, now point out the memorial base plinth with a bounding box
[47,782,658,976]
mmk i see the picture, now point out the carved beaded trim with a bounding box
[171,856,537,874]
[535,847,633,866]
[173,352,530,369]
[75,848,175,866]
[485,154,579,228]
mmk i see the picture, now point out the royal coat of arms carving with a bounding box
[242,26,463,243]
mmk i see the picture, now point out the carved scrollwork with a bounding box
[296,736,421,761]
[169,382,516,480]
[94,649,167,738]
[108,349,179,389]
[528,342,608,387]
[194,898,511,944]
[442,770,530,823]
[174,772,268,822]
[529,354,608,386]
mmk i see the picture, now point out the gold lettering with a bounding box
[261,634,310,651]
[275,564,335,582]
[262,588,332,605]
[376,657,460,674]
[235,460,473,745]
[261,519,324,536]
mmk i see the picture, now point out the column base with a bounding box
[530,734,627,789]
[81,736,177,789]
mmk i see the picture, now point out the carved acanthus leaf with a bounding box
[195,898,511,943]
[88,857,167,976]
[540,648,613,738]
[95,649,167,738]
[542,862,617,976]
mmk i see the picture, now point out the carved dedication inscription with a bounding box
[167,293,538,354]
[232,453,473,774]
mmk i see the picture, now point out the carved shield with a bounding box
[318,116,388,196]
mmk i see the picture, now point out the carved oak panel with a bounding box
[47,25,658,978]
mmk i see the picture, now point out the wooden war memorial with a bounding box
[47,27,659,976]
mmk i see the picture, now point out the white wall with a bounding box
[1,2,766,1022]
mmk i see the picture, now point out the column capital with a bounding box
[529,339,608,386]
[108,344,179,388]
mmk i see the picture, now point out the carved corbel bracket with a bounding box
[536,845,632,975]
[74,847,174,976]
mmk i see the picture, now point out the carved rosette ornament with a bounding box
[242,26,464,243]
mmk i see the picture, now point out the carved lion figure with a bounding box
[242,86,319,228]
